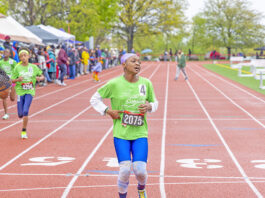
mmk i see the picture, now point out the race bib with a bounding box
[21,82,33,90]
[122,111,144,127]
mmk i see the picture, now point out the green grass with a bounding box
[203,64,265,95]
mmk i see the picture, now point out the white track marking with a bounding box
[190,67,265,129]
[3,181,265,192]
[0,105,93,170]
[192,63,265,104]
[2,172,265,180]
[160,63,169,198]
[61,126,113,198]
[2,118,265,124]
[61,63,161,198]
[0,67,121,113]
[185,74,263,197]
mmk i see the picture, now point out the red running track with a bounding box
[0,61,265,198]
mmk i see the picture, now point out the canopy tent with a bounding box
[0,14,43,45]
[38,24,75,43]
[26,25,59,44]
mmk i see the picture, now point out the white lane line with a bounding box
[160,62,169,198]
[0,105,92,171]
[0,67,121,113]
[61,62,161,198]
[185,75,263,198]
[3,181,265,192]
[190,67,265,129]
[2,172,265,180]
[3,118,264,124]
[192,63,265,104]
[61,126,113,198]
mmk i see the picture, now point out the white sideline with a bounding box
[186,69,263,198]
[61,63,161,197]
[0,105,92,170]
[189,67,265,129]
[192,63,265,104]
[160,63,169,198]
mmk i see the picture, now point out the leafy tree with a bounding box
[6,0,71,25]
[0,0,9,15]
[202,0,264,57]
[115,0,187,52]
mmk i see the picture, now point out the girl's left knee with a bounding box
[133,161,147,179]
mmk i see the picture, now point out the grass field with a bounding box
[203,63,265,95]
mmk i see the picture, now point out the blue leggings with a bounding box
[17,94,33,118]
[114,137,148,163]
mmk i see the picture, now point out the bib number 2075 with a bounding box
[122,112,144,126]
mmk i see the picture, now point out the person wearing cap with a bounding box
[3,35,14,59]
[90,53,158,198]
[11,47,44,139]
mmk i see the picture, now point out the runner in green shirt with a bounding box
[11,47,44,139]
[90,53,158,198]
[0,48,16,119]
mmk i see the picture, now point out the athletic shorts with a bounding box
[114,137,148,163]
[17,94,33,118]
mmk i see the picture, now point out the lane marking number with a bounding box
[251,160,265,169]
[21,157,75,166]
[103,157,119,167]
[176,159,223,169]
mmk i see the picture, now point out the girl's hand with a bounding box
[36,76,44,82]
[138,103,152,114]
[17,76,23,82]
[106,109,123,119]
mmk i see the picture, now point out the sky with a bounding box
[185,0,265,23]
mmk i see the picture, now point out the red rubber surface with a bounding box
[0,61,265,198]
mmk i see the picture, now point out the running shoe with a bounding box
[138,189,147,198]
[21,131,28,139]
[61,82,67,86]
[2,114,9,120]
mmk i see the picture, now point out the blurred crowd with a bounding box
[0,35,124,86]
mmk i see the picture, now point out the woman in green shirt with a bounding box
[11,48,44,139]
[91,53,158,198]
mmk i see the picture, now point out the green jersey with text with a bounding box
[11,63,42,96]
[0,58,16,77]
[98,75,156,140]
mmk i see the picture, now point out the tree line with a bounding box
[0,0,264,55]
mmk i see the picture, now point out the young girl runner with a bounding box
[11,47,44,139]
[92,59,102,82]
[90,53,158,198]
[0,49,16,119]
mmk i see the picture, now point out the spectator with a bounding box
[47,45,56,82]
[81,47,89,75]
[3,36,14,59]
[68,46,76,79]
[12,41,19,62]
[92,59,102,82]
[57,45,68,86]
[175,49,188,81]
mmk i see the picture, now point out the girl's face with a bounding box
[19,52,30,64]
[123,55,141,74]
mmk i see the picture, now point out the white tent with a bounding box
[0,14,43,45]
[38,24,75,43]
